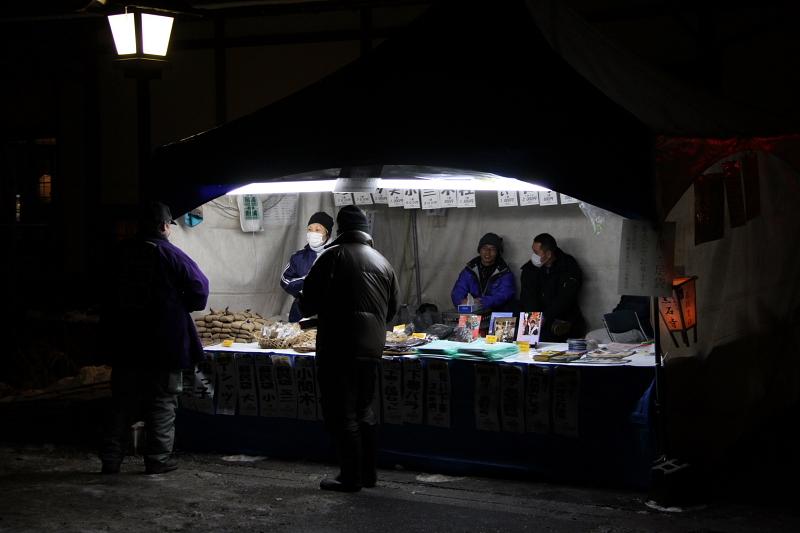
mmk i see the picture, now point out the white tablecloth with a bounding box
[204,341,656,368]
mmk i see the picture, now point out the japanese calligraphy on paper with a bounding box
[474,363,500,432]
[425,360,451,428]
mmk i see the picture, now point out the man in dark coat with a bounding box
[300,205,398,492]
[519,233,586,342]
[99,201,209,475]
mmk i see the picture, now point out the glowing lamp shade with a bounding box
[141,14,174,56]
[108,12,174,57]
[108,13,136,55]
[658,276,698,347]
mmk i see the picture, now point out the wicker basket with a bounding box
[254,328,316,350]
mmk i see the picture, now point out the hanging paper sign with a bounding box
[617,218,674,297]
[333,193,354,206]
[500,364,524,433]
[552,367,580,438]
[425,360,451,428]
[519,191,540,206]
[440,189,458,208]
[191,359,216,415]
[294,355,318,420]
[525,366,550,433]
[559,194,579,204]
[215,354,237,416]
[403,189,421,209]
[236,355,258,416]
[497,191,519,207]
[721,160,746,228]
[254,354,278,417]
[694,172,725,245]
[457,190,476,208]
[381,357,403,425]
[539,190,559,206]
[401,357,424,424]
[262,193,299,227]
[372,188,389,204]
[271,354,297,419]
[474,363,500,432]
[179,370,197,410]
[354,192,374,205]
[420,189,443,210]
[387,189,405,207]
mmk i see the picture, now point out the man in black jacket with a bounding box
[300,205,399,492]
[519,233,586,342]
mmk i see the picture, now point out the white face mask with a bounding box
[307,232,325,249]
[531,252,543,268]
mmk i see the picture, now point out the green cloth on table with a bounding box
[456,339,519,361]
[415,340,463,356]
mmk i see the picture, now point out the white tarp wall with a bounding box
[666,152,800,358]
[663,152,800,460]
[170,191,625,328]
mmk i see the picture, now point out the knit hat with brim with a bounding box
[477,232,503,254]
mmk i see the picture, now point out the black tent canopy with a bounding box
[153,0,655,220]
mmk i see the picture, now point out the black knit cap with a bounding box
[307,211,333,235]
[336,205,369,234]
[477,232,503,254]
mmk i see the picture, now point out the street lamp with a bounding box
[108,8,174,63]
[107,7,175,202]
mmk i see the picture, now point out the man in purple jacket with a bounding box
[451,232,515,312]
[99,201,209,475]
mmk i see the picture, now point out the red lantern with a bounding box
[658,276,698,348]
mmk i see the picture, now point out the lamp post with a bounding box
[107,7,175,200]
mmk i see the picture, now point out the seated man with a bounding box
[451,232,515,312]
[519,233,586,342]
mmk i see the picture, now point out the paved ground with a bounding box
[1,445,799,533]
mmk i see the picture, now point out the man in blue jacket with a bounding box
[451,232,515,312]
[99,201,209,475]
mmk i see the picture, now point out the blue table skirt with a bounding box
[176,353,655,488]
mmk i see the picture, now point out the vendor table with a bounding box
[176,342,656,488]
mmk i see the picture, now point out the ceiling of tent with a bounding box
[153,0,656,221]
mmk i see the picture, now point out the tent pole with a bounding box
[410,209,422,308]
[652,295,667,458]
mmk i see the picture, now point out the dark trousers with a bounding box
[316,356,379,487]
[99,367,181,466]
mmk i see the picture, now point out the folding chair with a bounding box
[602,310,649,343]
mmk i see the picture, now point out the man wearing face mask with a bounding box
[280,211,334,322]
[451,232,515,312]
[519,233,586,342]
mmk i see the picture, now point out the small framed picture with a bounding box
[516,311,543,346]
[492,316,517,343]
[488,312,513,334]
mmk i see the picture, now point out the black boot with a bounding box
[323,427,362,491]
[360,423,377,488]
